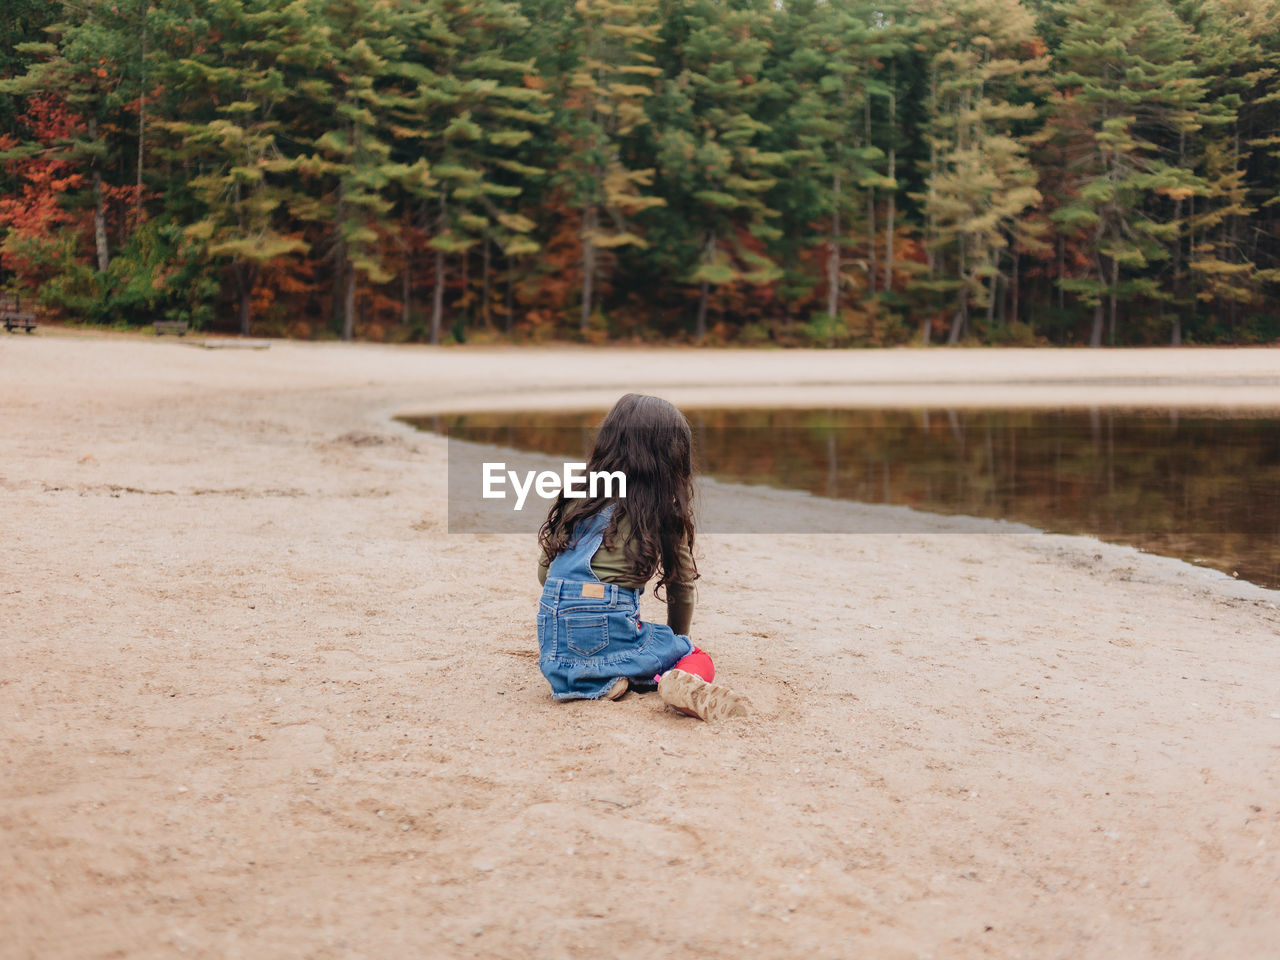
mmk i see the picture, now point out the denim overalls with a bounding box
[538,504,694,700]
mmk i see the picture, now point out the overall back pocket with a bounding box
[562,614,610,658]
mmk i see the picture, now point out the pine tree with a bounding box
[652,0,783,339]
[1043,0,1206,345]
[756,0,832,331]
[162,0,316,335]
[1175,0,1280,340]
[402,0,549,344]
[914,0,1048,344]
[308,0,409,341]
[761,0,914,340]
[0,0,57,135]
[554,0,667,333]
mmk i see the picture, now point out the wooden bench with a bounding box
[154,321,189,336]
[1,293,37,333]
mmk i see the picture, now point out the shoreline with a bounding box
[438,425,1280,595]
[3,334,1278,959]
[414,402,1280,593]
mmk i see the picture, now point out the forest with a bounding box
[1,0,1278,346]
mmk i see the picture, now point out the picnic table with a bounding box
[1,293,37,333]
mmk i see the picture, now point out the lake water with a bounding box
[403,407,1280,590]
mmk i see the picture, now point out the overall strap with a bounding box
[546,503,616,583]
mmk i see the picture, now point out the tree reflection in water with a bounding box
[404,407,1280,590]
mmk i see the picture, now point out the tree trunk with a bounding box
[1228,122,1242,336]
[1172,128,1184,346]
[866,185,876,299]
[482,235,491,329]
[460,246,469,332]
[1187,189,1195,334]
[136,0,147,225]
[695,231,713,341]
[342,264,355,341]
[505,255,515,334]
[430,193,446,344]
[431,247,445,345]
[865,93,876,300]
[1107,255,1119,345]
[946,304,966,345]
[885,66,895,294]
[331,180,345,334]
[1056,234,1065,311]
[341,117,361,343]
[696,278,709,342]
[401,258,411,328]
[327,267,341,334]
[947,237,966,344]
[1010,247,1020,331]
[1088,253,1105,347]
[1089,301,1104,347]
[827,171,840,318]
[581,203,597,333]
[234,260,256,336]
[88,117,110,272]
[923,63,938,348]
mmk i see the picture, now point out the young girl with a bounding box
[536,394,749,721]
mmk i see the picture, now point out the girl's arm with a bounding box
[666,537,696,636]
[667,582,695,636]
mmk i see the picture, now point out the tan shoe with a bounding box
[601,677,629,701]
[657,669,751,721]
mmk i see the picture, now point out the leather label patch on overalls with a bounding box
[580,583,606,599]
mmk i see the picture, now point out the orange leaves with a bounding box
[511,190,584,328]
[21,94,84,140]
[248,253,319,336]
[0,96,88,275]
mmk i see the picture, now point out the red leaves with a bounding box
[0,96,88,274]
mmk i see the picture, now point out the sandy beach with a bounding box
[2,330,1278,960]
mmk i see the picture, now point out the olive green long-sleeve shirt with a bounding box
[537,511,696,636]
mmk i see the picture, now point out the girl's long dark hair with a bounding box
[539,393,698,596]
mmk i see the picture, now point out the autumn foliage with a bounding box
[0,0,1277,344]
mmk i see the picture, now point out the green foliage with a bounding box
[1,0,1278,344]
[801,312,849,348]
[913,0,1048,343]
[10,218,217,327]
[1040,0,1211,344]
